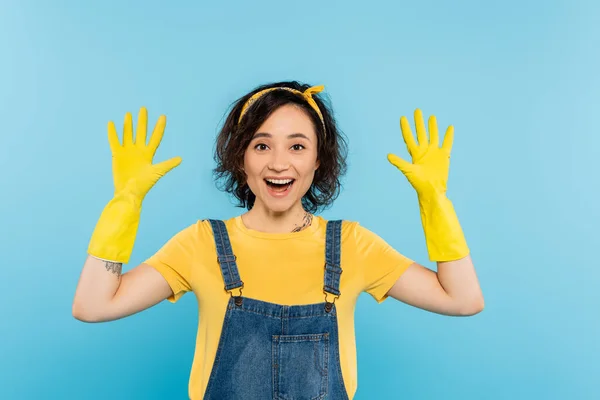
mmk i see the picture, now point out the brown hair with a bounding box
[212,80,348,214]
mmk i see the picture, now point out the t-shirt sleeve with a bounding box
[350,222,415,304]
[142,223,197,303]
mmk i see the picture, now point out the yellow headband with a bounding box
[238,85,326,134]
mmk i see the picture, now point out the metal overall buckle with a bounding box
[225,283,244,306]
[324,290,340,313]
[218,254,244,306]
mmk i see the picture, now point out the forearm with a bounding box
[436,254,484,314]
[73,192,140,321]
[72,255,122,322]
[420,194,483,313]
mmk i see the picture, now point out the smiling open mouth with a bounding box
[265,179,295,193]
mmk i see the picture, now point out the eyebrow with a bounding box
[252,132,312,141]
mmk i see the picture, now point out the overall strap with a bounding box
[323,220,343,308]
[208,219,244,296]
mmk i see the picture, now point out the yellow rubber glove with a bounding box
[87,107,182,263]
[387,109,469,262]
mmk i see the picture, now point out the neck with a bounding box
[242,203,313,234]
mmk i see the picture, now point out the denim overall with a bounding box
[203,219,349,400]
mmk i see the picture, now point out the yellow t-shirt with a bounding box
[143,215,414,399]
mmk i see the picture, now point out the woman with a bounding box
[72,81,484,399]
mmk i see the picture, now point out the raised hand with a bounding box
[88,107,181,263]
[108,107,181,198]
[387,108,454,197]
[386,108,469,262]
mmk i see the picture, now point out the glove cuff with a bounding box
[418,192,470,262]
[87,191,142,264]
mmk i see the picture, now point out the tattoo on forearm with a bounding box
[292,212,313,233]
[104,261,122,277]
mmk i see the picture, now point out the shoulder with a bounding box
[315,217,369,242]
[166,218,217,243]
[319,217,393,246]
[157,218,227,257]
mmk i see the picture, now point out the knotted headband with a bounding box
[238,85,326,135]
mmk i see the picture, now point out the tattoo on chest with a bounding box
[104,261,122,277]
[291,212,313,233]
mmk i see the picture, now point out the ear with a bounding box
[315,159,320,170]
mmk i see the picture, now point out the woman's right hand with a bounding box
[87,107,181,264]
[109,107,182,199]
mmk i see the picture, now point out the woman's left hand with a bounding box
[387,109,454,198]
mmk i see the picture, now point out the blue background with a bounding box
[1,0,598,399]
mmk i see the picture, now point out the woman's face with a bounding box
[243,104,320,215]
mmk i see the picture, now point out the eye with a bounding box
[291,144,305,151]
[254,143,269,151]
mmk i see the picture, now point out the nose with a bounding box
[268,148,290,172]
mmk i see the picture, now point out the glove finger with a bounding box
[387,153,413,174]
[428,115,439,148]
[414,109,428,146]
[123,112,133,147]
[135,107,148,147]
[400,116,418,156]
[148,115,167,156]
[154,156,182,175]
[107,121,121,152]
[442,125,454,154]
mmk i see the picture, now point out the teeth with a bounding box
[266,179,293,184]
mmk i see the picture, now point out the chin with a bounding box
[261,198,298,214]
